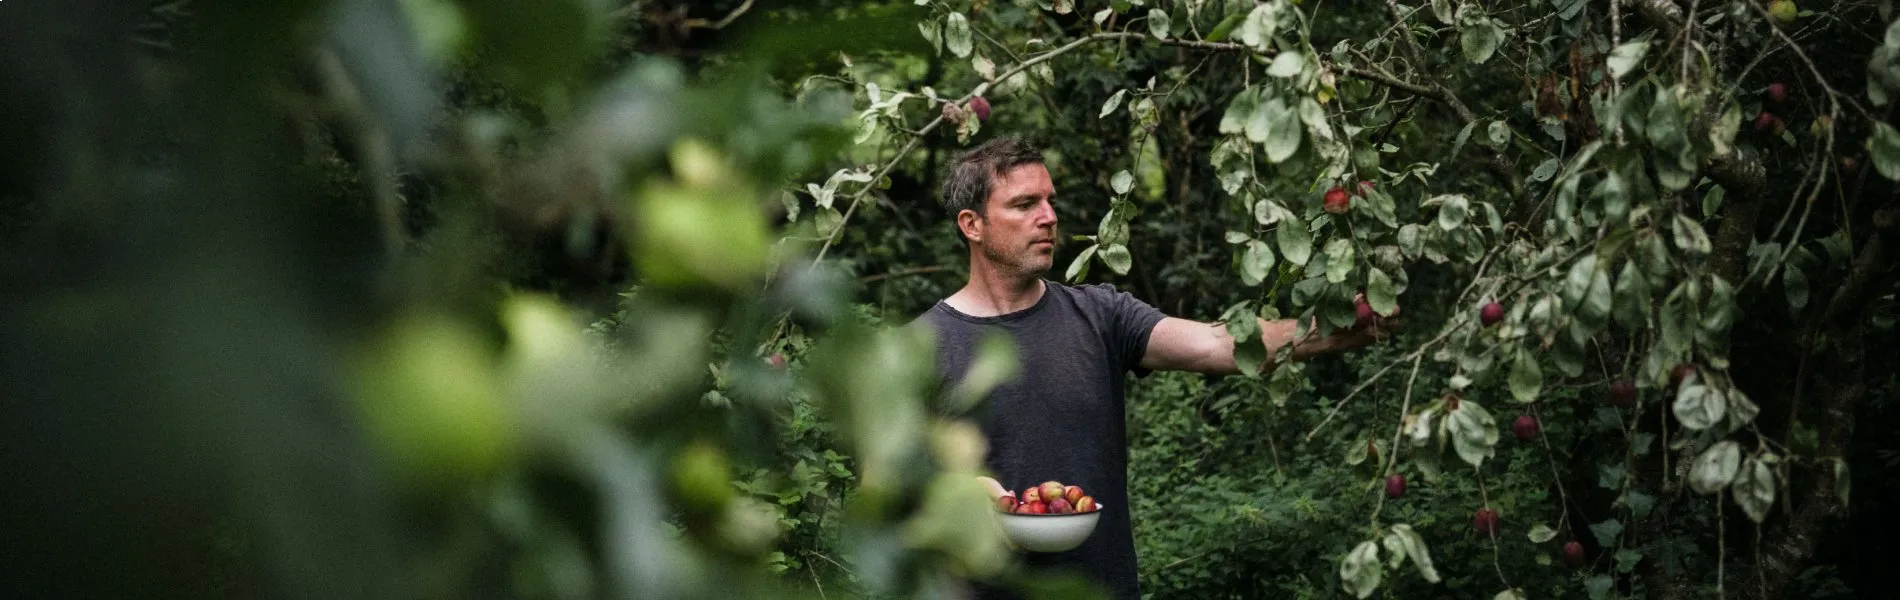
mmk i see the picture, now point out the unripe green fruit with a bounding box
[672,441,734,513]
[1769,0,1798,24]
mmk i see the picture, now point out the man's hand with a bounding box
[1341,293,1401,350]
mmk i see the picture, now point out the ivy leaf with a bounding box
[1147,8,1171,39]
[1278,214,1313,266]
[1589,518,1623,547]
[1689,440,1742,495]
[1240,240,1276,286]
[1672,213,1712,255]
[1673,384,1726,431]
[1871,122,1900,180]
[1367,268,1399,316]
[1732,455,1777,523]
[1324,238,1355,284]
[1608,41,1649,80]
[1099,89,1127,118]
[1339,540,1384,599]
[1065,244,1098,282]
[944,13,973,58]
[1100,243,1132,275]
[1508,350,1542,403]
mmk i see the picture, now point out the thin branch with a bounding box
[1745,0,1878,124]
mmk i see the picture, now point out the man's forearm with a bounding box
[1256,316,1371,367]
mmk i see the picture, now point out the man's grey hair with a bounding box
[939,136,1046,240]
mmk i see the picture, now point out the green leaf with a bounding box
[1614,549,1643,574]
[1562,254,1599,308]
[1688,440,1742,494]
[1529,158,1560,182]
[1267,51,1303,78]
[1835,457,1851,506]
[1486,120,1511,147]
[1237,4,1280,51]
[1784,263,1809,312]
[1586,575,1615,600]
[1146,8,1171,39]
[1339,540,1384,599]
[1673,384,1726,431]
[1382,524,1441,583]
[1225,231,1252,244]
[1871,122,1900,180]
[1065,244,1098,282]
[1278,214,1313,266]
[1367,268,1399,316]
[1702,184,1727,217]
[1448,400,1499,467]
[1431,195,1470,231]
[1508,350,1543,403]
[1099,89,1127,118]
[1450,120,1477,158]
[1111,170,1135,195]
[1324,238,1355,284]
[917,19,943,55]
[1594,170,1629,222]
[1701,275,1736,334]
[1240,240,1276,286]
[1527,524,1558,543]
[1589,519,1623,548]
[1430,0,1455,24]
[1219,88,1259,135]
[1460,19,1502,64]
[1608,41,1649,80]
[944,12,973,58]
[1100,243,1132,275]
[1613,261,1650,328]
[1733,456,1776,523]
[1672,213,1712,255]
[1262,98,1303,163]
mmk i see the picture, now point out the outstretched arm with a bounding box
[1139,309,1395,375]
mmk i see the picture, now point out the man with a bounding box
[913,136,1393,599]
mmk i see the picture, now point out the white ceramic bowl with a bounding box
[994,504,1105,553]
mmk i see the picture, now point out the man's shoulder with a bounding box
[1045,280,1137,306]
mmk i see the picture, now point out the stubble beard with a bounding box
[981,240,1054,280]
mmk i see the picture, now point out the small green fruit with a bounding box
[1769,0,1798,24]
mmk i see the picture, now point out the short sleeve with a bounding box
[1072,283,1167,374]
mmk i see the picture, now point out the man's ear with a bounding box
[956,209,983,244]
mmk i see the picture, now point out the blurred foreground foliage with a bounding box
[5,1,1900,600]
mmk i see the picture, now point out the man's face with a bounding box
[965,163,1059,276]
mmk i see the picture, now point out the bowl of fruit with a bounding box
[993,480,1103,553]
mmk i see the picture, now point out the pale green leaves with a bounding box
[1324,238,1355,283]
[1448,400,1499,467]
[1339,540,1383,599]
[1867,20,1900,105]
[1065,245,1097,282]
[1237,4,1281,52]
[1147,8,1171,39]
[1279,213,1313,266]
[1673,383,1726,431]
[1267,52,1304,78]
[1527,524,1559,543]
[1100,244,1132,274]
[1100,89,1126,118]
[1427,194,1470,231]
[1871,122,1900,180]
[1608,41,1649,80]
[1672,213,1712,255]
[1111,170,1135,195]
[1509,351,1543,403]
[1367,268,1399,315]
[945,12,973,58]
[1459,10,1505,64]
[1733,455,1777,523]
[1381,525,1442,584]
[1240,240,1276,286]
[1688,440,1742,495]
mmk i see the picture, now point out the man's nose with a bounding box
[1035,200,1058,226]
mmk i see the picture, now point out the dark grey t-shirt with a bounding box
[913,281,1167,600]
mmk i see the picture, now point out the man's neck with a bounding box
[946,257,1046,317]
